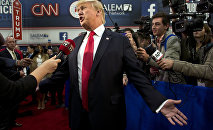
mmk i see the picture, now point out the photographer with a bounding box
[157,24,213,87]
[137,12,186,84]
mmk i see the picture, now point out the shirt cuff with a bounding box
[156,99,168,113]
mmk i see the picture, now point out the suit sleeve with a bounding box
[122,36,167,112]
[0,73,37,103]
[0,57,16,68]
[39,57,70,93]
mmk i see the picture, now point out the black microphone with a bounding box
[145,44,164,62]
[56,39,75,59]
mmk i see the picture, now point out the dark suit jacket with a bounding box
[0,73,37,129]
[0,49,22,81]
[40,29,166,130]
[0,57,16,68]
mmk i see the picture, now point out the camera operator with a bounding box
[136,12,186,84]
[168,0,211,85]
[157,24,213,87]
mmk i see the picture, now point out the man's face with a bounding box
[27,47,33,53]
[152,17,168,37]
[6,37,16,51]
[77,2,99,30]
[47,49,53,56]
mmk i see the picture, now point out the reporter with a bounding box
[0,56,61,129]
[158,26,213,87]
[136,12,186,84]
[0,56,60,99]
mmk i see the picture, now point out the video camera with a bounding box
[170,13,205,34]
[162,0,187,13]
[197,0,213,13]
[163,0,208,34]
[134,16,152,36]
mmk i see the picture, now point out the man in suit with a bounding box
[0,36,25,81]
[40,0,187,130]
[0,36,24,127]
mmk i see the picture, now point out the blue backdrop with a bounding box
[124,81,213,130]
[0,0,169,28]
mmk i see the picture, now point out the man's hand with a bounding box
[17,58,32,67]
[123,74,128,86]
[157,59,174,70]
[150,67,159,75]
[125,32,137,52]
[136,48,150,62]
[161,99,188,126]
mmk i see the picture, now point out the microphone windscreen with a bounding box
[59,39,75,55]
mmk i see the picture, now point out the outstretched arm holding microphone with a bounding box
[0,56,61,102]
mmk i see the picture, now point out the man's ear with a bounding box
[96,10,101,16]
[165,24,169,30]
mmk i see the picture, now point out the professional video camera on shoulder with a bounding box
[163,0,207,35]
[162,0,187,13]
[134,16,152,36]
[172,14,205,34]
[197,0,213,13]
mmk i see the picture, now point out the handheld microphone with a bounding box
[56,39,75,59]
[145,43,164,61]
[151,50,164,61]
[29,49,39,59]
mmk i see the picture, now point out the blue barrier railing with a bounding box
[124,81,213,130]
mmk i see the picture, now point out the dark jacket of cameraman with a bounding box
[172,43,213,87]
[147,30,186,84]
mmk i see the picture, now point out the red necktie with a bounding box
[82,31,95,111]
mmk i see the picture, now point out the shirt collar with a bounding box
[86,24,105,38]
[6,48,14,53]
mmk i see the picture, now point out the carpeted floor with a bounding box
[12,96,70,130]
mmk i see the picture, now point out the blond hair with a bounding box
[77,0,105,24]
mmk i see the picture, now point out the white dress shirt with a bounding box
[7,48,17,60]
[77,24,105,98]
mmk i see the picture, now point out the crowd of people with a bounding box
[123,13,213,88]
[0,0,213,129]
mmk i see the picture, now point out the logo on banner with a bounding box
[141,2,158,18]
[70,1,79,18]
[0,0,12,14]
[30,33,49,39]
[148,4,156,18]
[59,32,68,41]
[31,3,59,16]
[104,4,133,15]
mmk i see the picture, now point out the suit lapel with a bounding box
[90,29,112,75]
[5,49,13,59]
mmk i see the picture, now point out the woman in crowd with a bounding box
[29,45,50,109]
[158,24,213,87]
